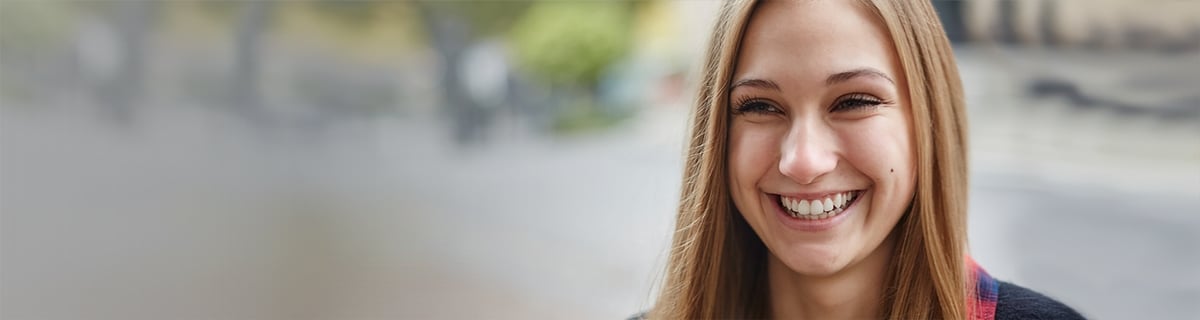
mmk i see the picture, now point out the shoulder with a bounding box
[995,281,1086,320]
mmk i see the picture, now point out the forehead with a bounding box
[733,0,901,87]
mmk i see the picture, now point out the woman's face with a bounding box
[727,0,915,276]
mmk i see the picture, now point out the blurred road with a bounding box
[3,47,1199,319]
[1,100,686,319]
[958,46,1200,319]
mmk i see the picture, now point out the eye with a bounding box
[733,97,782,115]
[831,93,884,112]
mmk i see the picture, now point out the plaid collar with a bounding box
[967,255,999,320]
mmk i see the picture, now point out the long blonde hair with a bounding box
[651,0,971,319]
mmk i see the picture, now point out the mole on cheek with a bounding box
[890,168,894,173]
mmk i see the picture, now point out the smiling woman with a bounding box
[638,1,1085,319]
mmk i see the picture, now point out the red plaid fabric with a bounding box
[967,255,999,320]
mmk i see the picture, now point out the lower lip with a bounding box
[773,191,863,232]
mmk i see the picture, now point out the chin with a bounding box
[773,245,852,277]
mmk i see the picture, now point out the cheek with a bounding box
[728,124,781,201]
[839,118,915,192]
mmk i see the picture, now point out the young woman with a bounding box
[640,1,1084,319]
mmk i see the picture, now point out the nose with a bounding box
[778,122,838,185]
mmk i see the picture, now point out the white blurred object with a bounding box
[459,39,510,109]
[76,16,121,80]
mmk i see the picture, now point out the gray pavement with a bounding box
[957,46,1200,319]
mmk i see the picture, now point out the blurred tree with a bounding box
[309,1,376,30]
[108,0,158,124]
[0,1,73,50]
[303,1,528,54]
[413,2,481,145]
[411,1,533,145]
[437,2,532,38]
[0,0,74,101]
[508,2,632,90]
[231,1,274,124]
[65,0,158,125]
[508,1,634,134]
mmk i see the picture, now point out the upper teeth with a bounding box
[780,191,858,217]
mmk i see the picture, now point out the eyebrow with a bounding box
[729,78,781,91]
[826,68,895,86]
[729,67,895,91]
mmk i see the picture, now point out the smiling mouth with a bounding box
[774,190,863,220]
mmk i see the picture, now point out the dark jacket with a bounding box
[994,280,1085,320]
[627,281,1085,319]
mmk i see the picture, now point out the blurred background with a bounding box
[1,1,1197,319]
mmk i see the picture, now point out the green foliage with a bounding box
[435,2,532,38]
[195,1,239,21]
[509,1,632,89]
[0,0,75,101]
[0,0,74,49]
[309,1,375,30]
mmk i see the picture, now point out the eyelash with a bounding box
[831,93,885,112]
[733,97,779,114]
[732,93,885,114]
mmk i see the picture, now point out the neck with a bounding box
[767,238,895,320]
